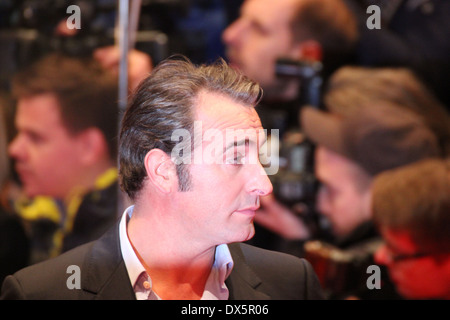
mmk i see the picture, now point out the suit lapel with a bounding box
[81,222,136,300]
[226,243,270,300]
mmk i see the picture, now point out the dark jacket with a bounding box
[0,220,324,300]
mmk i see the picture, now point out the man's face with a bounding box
[222,0,299,89]
[9,93,85,199]
[175,91,273,246]
[375,228,450,299]
[315,147,372,238]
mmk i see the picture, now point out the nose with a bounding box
[8,134,24,160]
[247,163,273,197]
[374,245,390,266]
[222,19,245,47]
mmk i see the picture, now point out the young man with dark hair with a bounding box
[8,53,119,262]
[372,158,450,299]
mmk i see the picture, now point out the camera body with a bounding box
[275,58,323,108]
[267,58,324,230]
[304,239,383,298]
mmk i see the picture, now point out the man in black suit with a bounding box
[1,56,324,300]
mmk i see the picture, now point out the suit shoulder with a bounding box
[1,241,94,300]
[18,241,93,275]
[230,242,325,299]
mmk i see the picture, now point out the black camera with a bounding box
[275,58,323,108]
[15,0,116,56]
[0,0,117,89]
[303,239,383,298]
[267,58,324,227]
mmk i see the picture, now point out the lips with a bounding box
[235,205,259,216]
[235,210,256,218]
[15,165,27,178]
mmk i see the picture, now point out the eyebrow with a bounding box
[224,135,267,152]
[224,139,248,152]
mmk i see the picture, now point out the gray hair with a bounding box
[119,56,262,200]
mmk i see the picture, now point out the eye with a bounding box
[24,130,45,145]
[251,20,270,37]
[225,152,244,165]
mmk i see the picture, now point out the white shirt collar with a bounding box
[119,206,146,294]
[118,205,234,300]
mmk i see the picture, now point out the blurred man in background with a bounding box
[223,0,357,103]
[300,100,441,299]
[0,92,30,284]
[222,0,359,256]
[8,53,119,263]
[297,66,450,298]
[372,158,450,300]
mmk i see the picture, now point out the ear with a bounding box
[290,40,323,62]
[144,149,178,193]
[76,127,108,165]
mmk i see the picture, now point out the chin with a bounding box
[240,225,256,242]
[227,226,255,244]
[23,186,38,198]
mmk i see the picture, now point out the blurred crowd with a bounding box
[0,0,449,299]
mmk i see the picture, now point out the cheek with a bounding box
[328,192,363,233]
[390,264,429,297]
[193,167,244,210]
[40,142,77,170]
[209,176,242,203]
[391,259,436,281]
[337,187,365,215]
[243,54,273,82]
[244,40,277,68]
[38,140,83,184]
[25,143,60,176]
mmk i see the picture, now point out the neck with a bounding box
[140,251,214,300]
[127,202,216,300]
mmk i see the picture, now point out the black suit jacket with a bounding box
[0,221,324,300]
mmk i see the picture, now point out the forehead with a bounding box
[16,93,63,127]
[242,0,298,28]
[316,147,354,181]
[194,90,262,133]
